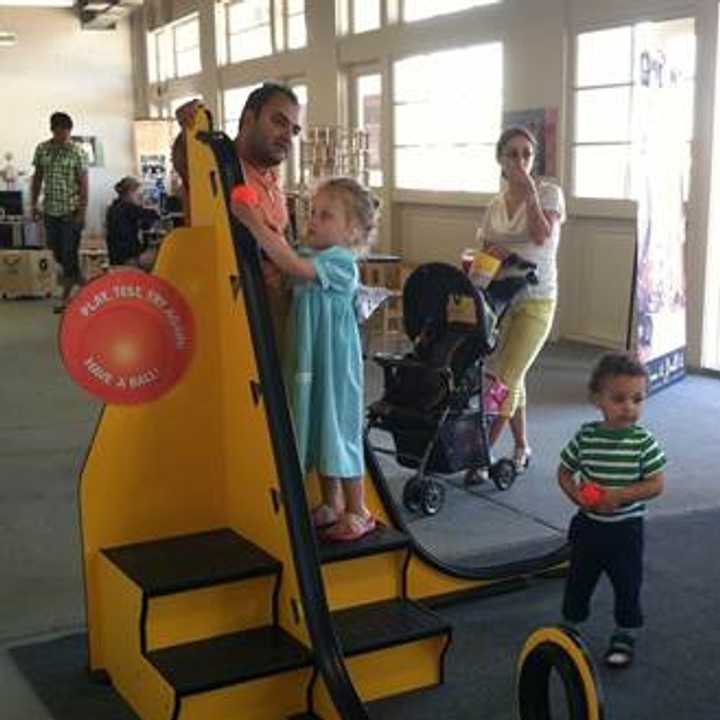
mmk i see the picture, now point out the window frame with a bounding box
[570,18,697,203]
[391,42,503,195]
[400,0,501,24]
[349,66,384,188]
[147,13,201,83]
[216,0,307,66]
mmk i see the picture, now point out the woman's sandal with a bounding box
[323,513,376,542]
[311,504,340,529]
[513,446,533,474]
[604,632,635,669]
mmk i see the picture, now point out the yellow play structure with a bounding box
[78,107,576,720]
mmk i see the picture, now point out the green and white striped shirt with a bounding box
[560,421,666,522]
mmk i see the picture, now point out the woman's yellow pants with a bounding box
[489,298,556,418]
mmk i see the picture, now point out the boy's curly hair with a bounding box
[589,352,648,394]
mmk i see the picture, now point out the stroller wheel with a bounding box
[490,458,517,491]
[402,475,424,513]
[420,480,446,516]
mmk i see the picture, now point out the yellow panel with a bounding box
[322,553,404,610]
[98,557,175,720]
[313,636,446,715]
[405,554,494,600]
[147,577,276,650]
[180,669,313,720]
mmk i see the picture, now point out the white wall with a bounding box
[0,8,136,237]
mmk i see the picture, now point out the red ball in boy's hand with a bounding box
[579,482,607,507]
[231,184,259,207]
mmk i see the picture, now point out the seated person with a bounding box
[106,177,160,268]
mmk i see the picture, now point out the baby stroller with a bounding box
[366,255,537,516]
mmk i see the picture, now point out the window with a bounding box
[355,74,383,186]
[352,0,380,33]
[216,0,307,65]
[174,16,202,77]
[223,84,262,136]
[402,0,499,23]
[573,19,695,199]
[288,83,308,187]
[393,44,503,192]
[286,0,307,49]
[147,14,201,82]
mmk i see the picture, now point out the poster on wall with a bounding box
[633,49,688,393]
[502,108,558,178]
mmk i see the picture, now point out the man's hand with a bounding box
[175,99,202,129]
[73,207,86,228]
[31,206,42,222]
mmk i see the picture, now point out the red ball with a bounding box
[231,184,259,206]
[579,482,607,507]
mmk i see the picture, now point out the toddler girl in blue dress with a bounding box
[233,177,378,542]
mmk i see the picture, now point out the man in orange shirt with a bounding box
[172,82,301,332]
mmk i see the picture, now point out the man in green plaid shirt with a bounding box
[31,112,89,313]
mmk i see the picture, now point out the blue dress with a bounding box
[284,245,364,478]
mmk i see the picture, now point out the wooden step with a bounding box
[316,524,410,610]
[102,528,280,596]
[147,626,312,696]
[332,598,451,657]
[317,522,409,565]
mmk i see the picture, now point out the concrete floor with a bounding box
[1,299,100,719]
[2,296,719,719]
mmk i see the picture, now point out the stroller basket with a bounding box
[374,403,486,473]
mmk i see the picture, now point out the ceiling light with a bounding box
[0,30,16,46]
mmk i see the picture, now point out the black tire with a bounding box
[491,458,517,491]
[420,480,445,516]
[402,475,424,513]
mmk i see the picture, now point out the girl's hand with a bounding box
[231,200,263,232]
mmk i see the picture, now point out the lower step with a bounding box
[332,598,452,657]
[147,625,311,696]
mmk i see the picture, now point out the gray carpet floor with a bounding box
[3,298,720,719]
[10,508,720,720]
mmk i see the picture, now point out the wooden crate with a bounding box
[0,249,55,299]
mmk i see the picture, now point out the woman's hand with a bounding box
[484,243,511,261]
[506,163,536,198]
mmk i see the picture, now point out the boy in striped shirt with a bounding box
[558,352,666,669]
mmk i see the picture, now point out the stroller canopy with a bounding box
[403,263,497,357]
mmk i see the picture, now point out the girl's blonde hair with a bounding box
[315,177,380,256]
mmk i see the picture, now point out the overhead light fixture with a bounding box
[0,30,16,47]
[0,1,74,6]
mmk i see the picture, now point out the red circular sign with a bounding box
[59,270,195,404]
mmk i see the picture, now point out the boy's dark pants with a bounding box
[562,513,644,629]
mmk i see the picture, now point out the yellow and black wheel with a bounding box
[516,624,604,720]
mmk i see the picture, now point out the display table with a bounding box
[358,253,406,337]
